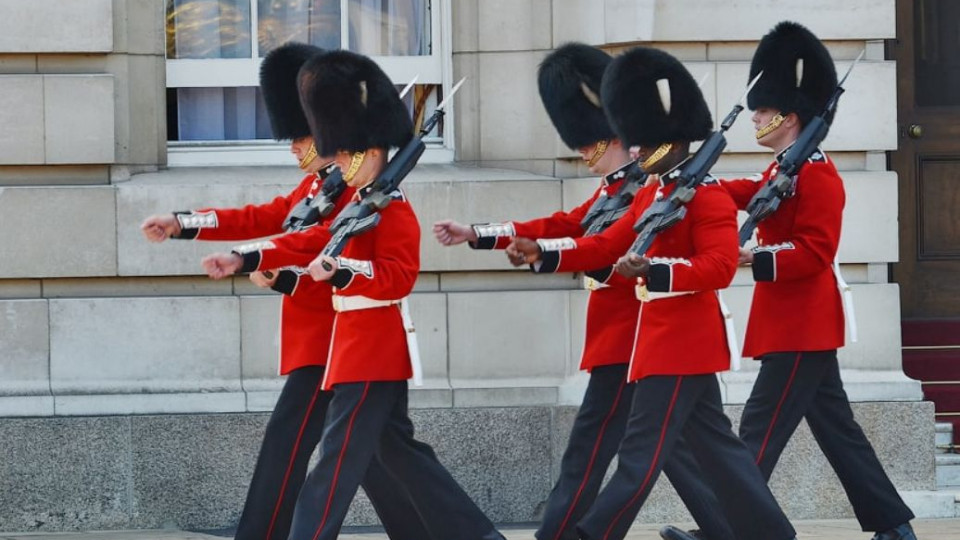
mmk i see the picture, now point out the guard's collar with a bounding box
[604,160,637,186]
[775,142,797,164]
[658,156,692,186]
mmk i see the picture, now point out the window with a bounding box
[165,0,454,166]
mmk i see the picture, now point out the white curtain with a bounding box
[171,0,428,141]
[349,0,428,56]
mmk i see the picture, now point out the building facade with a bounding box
[0,0,954,532]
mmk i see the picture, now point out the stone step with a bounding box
[937,455,960,489]
[938,422,956,453]
[900,490,960,518]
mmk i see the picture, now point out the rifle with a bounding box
[738,51,863,246]
[579,161,647,237]
[281,164,345,232]
[626,71,763,257]
[319,78,467,270]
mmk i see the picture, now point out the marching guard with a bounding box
[285,49,505,540]
[668,21,917,540]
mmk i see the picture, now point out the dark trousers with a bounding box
[577,374,795,540]
[287,380,501,540]
[536,365,734,540]
[234,367,430,540]
[739,351,915,532]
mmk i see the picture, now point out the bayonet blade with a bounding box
[399,75,419,99]
[435,77,467,111]
[838,50,865,88]
[738,70,764,107]
[697,72,710,89]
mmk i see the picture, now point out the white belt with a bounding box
[635,283,694,302]
[330,295,423,387]
[331,295,400,312]
[583,276,610,291]
[832,259,858,343]
[716,291,741,371]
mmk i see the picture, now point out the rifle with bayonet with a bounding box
[319,78,467,270]
[738,51,863,246]
[625,71,763,258]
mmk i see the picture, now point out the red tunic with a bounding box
[469,169,640,371]
[721,149,845,359]
[534,174,739,381]
[320,189,419,389]
[175,172,354,374]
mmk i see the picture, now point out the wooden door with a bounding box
[889,0,960,319]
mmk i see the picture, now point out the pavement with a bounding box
[2,519,959,540]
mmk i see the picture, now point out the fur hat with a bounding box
[297,50,413,155]
[747,21,837,125]
[259,42,323,140]
[600,46,712,147]
[538,43,616,149]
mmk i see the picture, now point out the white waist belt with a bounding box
[332,295,400,312]
[635,284,695,302]
[330,295,423,387]
[583,276,610,291]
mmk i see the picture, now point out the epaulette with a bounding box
[807,149,828,164]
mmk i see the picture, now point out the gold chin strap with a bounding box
[641,143,673,170]
[587,139,609,168]
[755,113,785,140]
[298,143,319,170]
[343,151,367,183]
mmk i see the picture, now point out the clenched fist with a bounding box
[140,214,181,242]
[201,252,243,279]
[433,220,477,246]
[614,253,650,278]
[505,237,541,266]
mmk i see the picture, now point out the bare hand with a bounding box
[614,253,650,278]
[738,247,754,266]
[505,237,542,266]
[308,255,337,281]
[249,271,278,288]
[432,220,478,246]
[201,252,243,279]
[140,214,181,242]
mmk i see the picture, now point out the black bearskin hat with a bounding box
[747,21,837,125]
[538,43,616,149]
[600,46,712,147]
[260,42,323,141]
[297,50,413,156]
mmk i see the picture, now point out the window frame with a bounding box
[165,0,455,167]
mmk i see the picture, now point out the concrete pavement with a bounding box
[2,519,959,540]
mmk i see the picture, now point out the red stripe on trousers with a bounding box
[755,352,802,466]
[264,375,327,540]
[311,382,371,540]
[602,376,684,540]
[552,375,628,540]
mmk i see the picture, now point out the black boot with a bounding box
[871,523,918,540]
[659,525,705,540]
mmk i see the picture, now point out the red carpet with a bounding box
[902,319,960,446]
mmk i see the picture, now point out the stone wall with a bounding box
[0,402,935,532]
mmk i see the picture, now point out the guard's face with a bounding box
[290,137,313,161]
